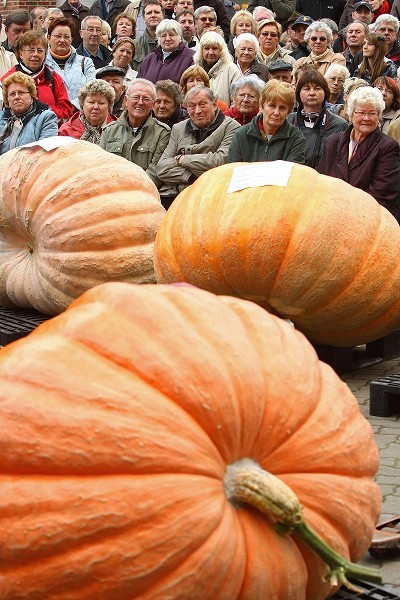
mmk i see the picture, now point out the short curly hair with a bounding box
[2,71,37,105]
[156,79,184,106]
[78,79,115,110]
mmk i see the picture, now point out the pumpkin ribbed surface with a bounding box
[0,282,381,600]
[0,141,165,315]
[154,162,400,347]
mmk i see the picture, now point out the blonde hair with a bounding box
[261,79,295,112]
[2,71,37,105]
[230,10,255,36]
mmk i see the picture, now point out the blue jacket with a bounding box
[0,101,58,155]
[46,48,96,105]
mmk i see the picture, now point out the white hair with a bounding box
[304,20,333,43]
[253,6,274,21]
[375,13,399,33]
[235,32,260,53]
[347,85,385,118]
[156,18,183,41]
[325,64,350,80]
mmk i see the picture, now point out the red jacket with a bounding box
[58,111,117,138]
[224,104,259,126]
[1,64,73,121]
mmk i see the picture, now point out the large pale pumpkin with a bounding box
[154,162,400,347]
[0,282,381,600]
[0,140,165,315]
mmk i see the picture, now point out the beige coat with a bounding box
[294,49,346,76]
[0,47,18,104]
[205,60,241,106]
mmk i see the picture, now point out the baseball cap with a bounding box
[96,65,126,79]
[292,15,313,29]
[353,1,373,11]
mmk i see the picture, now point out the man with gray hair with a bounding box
[247,0,294,25]
[194,6,217,37]
[76,15,112,68]
[193,0,230,41]
[156,84,240,208]
[41,8,64,33]
[101,78,171,186]
[375,14,400,67]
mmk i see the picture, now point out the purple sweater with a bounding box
[137,42,195,84]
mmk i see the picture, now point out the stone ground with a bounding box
[340,355,400,593]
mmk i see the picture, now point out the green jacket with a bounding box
[228,114,306,164]
[100,112,170,187]
[131,29,157,72]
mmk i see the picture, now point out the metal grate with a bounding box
[331,580,400,599]
[0,307,50,346]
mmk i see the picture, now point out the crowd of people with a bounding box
[0,0,399,217]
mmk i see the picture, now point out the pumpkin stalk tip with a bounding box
[224,459,382,590]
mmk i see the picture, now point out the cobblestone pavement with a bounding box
[341,356,400,592]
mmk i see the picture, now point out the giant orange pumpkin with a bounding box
[154,162,400,347]
[0,140,165,315]
[0,282,381,600]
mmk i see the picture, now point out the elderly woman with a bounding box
[193,30,241,106]
[257,19,295,69]
[46,17,96,106]
[287,68,348,168]
[109,37,137,84]
[294,21,346,76]
[373,76,400,133]
[329,76,368,120]
[325,64,350,105]
[228,79,306,163]
[225,75,264,125]
[318,87,400,222]
[1,31,73,122]
[180,64,229,111]
[101,21,112,49]
[137,20,194,84]
[228,10,256,56]
[58,79,116,142]
[354,33,397,85]
[234,33,269,82]
[154,79,188,127]
[0,71,58,155]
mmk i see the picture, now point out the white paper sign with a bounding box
[227,161,294,193]
[20,136,78,152]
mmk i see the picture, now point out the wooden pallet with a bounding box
[0,307,50,347]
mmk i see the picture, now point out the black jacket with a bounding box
[287,106,348,168]
[60,1,90,49]
[295,0,346,24]
[75,43,113,68]
[88,0,131,27]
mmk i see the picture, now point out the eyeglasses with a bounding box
[22,47,45,54]
[237,93,257,100]
[128,94,154,103]
[84,27,102,33]
[8,90,31,99]
[353,110,378,117]
[310,36,327,41]
[198,16,215,22]
[260,31,278,37]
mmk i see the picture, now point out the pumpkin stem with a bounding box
[224,459,382,590]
